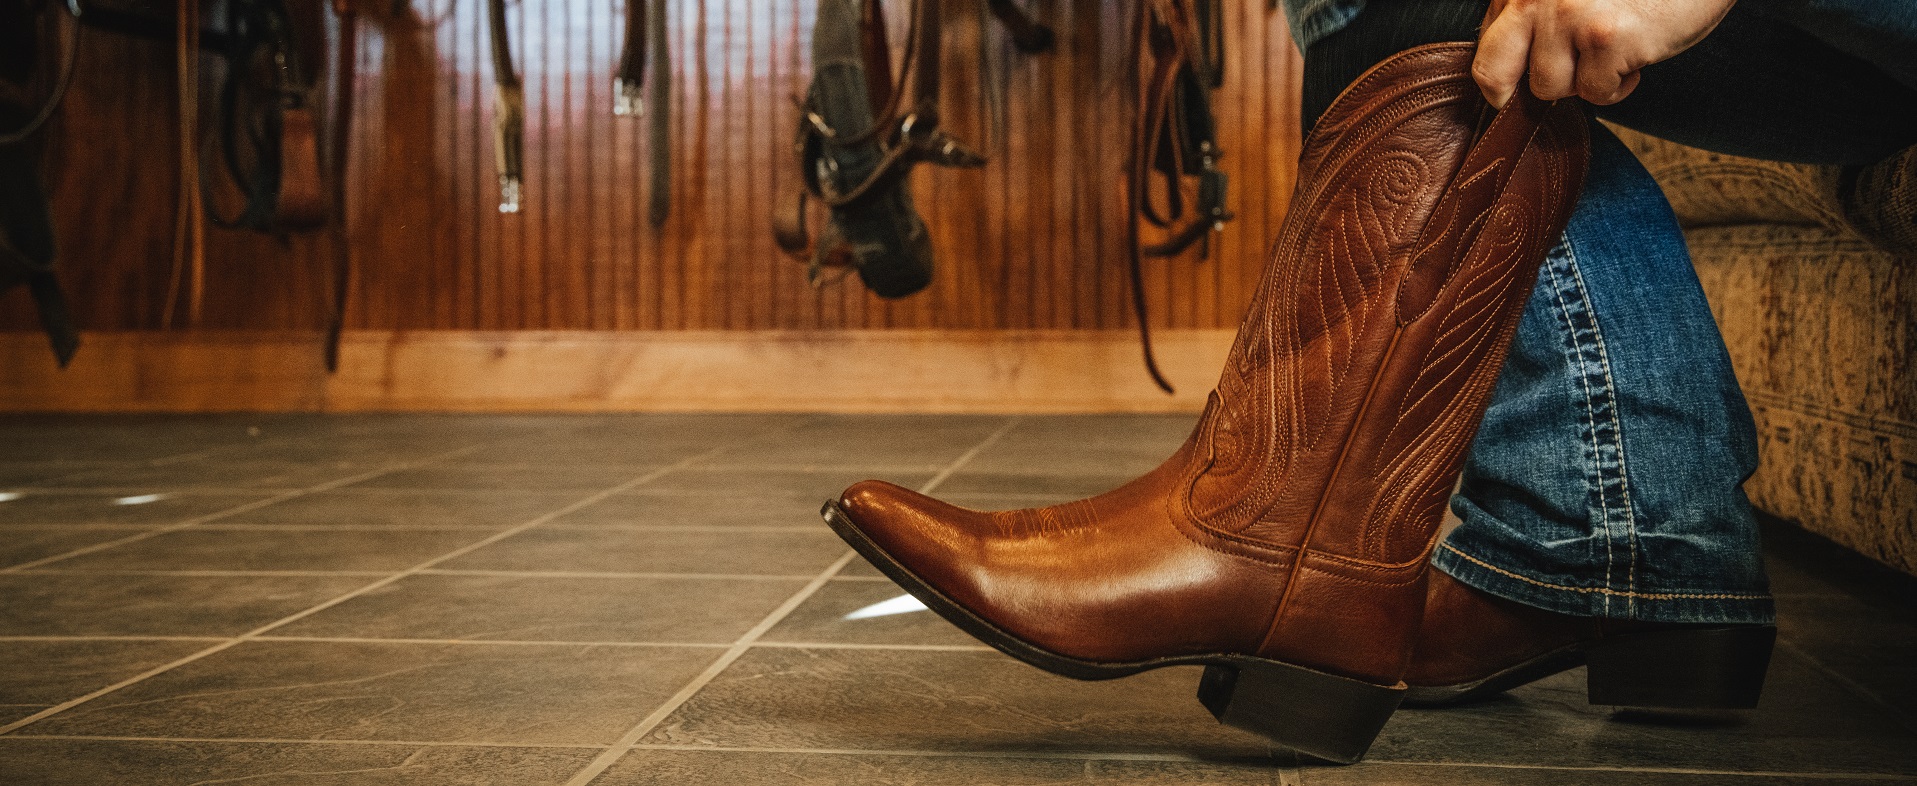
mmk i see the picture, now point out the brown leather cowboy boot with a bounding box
[1405,571,1776,708]
[822,42,1589,763]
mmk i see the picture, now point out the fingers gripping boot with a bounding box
[825,42,1590,763]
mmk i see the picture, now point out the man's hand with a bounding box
[1474,0,1736,108]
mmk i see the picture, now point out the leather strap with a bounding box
[984,0,1053,54]
[613,0,644,115]
[276,105,326,228]
[488,0,523,213]
[0,0,80,147]
[1125,0,1238,394]
[323,0,359,372]
[644,0,669,226]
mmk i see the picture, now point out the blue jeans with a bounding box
[1296,0,1917,623]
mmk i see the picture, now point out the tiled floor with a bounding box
[0,413,1912,785]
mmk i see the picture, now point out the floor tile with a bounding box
[38,528,493,572]
[1302,763,1903,785]
[213,489,582,528]
[695,415,1010,469]
[759,580,979,648]
[638,468,937,499]
[937,492,1091,510]
[933,472,1136,498]
[0,462,121,487]
[36,460,376,491]
[0,738,597,785]
[593,749,1285,785]
[1366,650,1917,775]
[0,706,41,725]
[639,647,1276,758]
[211,436,480,465]
[343,465,655,492]
[0,492,274,527]
[1774,593,1917,718]
[20,640,719,744]
[961,415,1196,477]
[274,573,807,643]
[0,638,212,706]
[549,492,829,529]
[0,527,153,568]
[441,528,849,576]
[0,574,371,636]
[447,438,710,467]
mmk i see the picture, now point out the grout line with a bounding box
[142,444,254,467]
[249,636,733,649]
[916,418,1023,496]
[672,463,951,472]
[1,734,603,750]
[598,744,1917,779]
[0,635,230,643]
[1775,638,1917,735]
[534,524,830,533]
[749,641,995,652]
[173,524,528,532]
[0,445,491,574]
[558,416,1023,786]
[0,524,504,533]
[0,433,781,738]
[24,486,349,495]
[9,569,828,581]
[13,570,395,578]
[417,569,824,581]
[1355,759,1917,780]
[0,732,1914,781]
[0,633,993,653]
[557,551,859,786]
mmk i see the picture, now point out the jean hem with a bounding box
[1432,539,1777,625]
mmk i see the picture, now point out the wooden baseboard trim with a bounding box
[0,330,1234,413]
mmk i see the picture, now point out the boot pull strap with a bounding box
[1396,89,1569,326]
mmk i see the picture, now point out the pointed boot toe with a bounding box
[822,42,1592,764]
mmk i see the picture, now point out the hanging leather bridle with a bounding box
[1128,0,1232,393]
[0,0,82,366]
[199,0,326,233]
[774,0,1048,298]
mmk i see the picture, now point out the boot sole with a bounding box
[823,500,1404,764]
[1404,626,1777,709]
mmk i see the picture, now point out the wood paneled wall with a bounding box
[2,0,1303,333]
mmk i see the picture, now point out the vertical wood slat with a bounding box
[4,0,1303,336]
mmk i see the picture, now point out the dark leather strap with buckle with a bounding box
[1128,0,1235,393]
[776,0,1044,298]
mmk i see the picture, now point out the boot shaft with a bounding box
[1186,43,1588,570]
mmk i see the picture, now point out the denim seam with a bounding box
[1563,241,1642,612]
[1441,543,1769,601]
[1541,239,1639,615]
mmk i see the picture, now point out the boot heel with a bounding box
[1196,658,1405,764]
[1585,626,1776,709]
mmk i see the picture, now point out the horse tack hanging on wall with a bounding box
[0,0,82,366]
[776,0,1248,392]
[1127,0,1237,393]
[774,0,1052,299]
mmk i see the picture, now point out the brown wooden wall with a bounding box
[2,0,1303,333]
